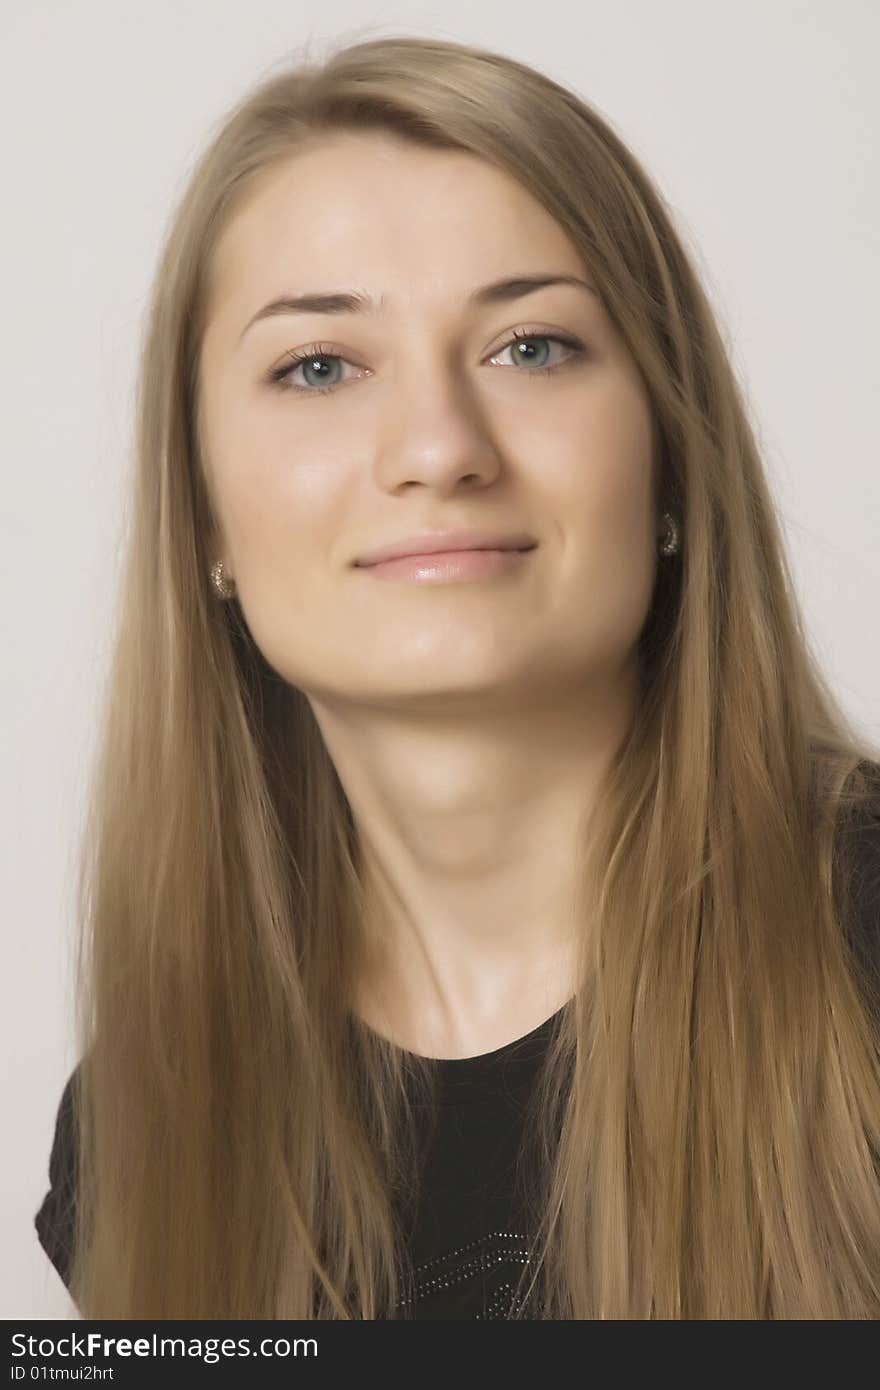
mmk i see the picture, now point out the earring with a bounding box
[659,512,680,557]
[210,559,236,600]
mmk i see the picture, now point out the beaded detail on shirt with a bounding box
[395,1229,534,1319]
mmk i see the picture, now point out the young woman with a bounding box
[34,33,880,1319]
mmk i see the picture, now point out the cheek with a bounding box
[219,455,347,684]
[544,379,656,546]
[203,360,341,542]
[213,409,349,574]
[545,387,658,632]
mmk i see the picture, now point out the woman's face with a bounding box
[199,131,661,715]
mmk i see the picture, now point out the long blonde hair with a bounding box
[67,32,880,1318]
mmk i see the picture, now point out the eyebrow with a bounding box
[237,273,599,344]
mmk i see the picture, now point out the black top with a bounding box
[389,1005,563,1319]
[33,1006,561,1320]
[34,774,880,1319]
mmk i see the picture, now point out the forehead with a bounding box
[208,132,589,321]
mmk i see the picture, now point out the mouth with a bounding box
[353,544,537,583]
[353,530,538,567]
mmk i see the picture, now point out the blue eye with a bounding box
[265,329,586,396]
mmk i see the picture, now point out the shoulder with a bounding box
[34,1062,83,1296]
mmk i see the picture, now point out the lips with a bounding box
[354,530,537,567]
[358,546,534,582]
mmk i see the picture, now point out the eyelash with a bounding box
[265,328,586,396]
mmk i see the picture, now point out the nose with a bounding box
[370,352,505,495]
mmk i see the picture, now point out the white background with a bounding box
[3,0,877,1319]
